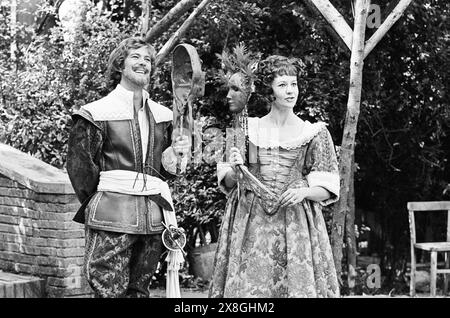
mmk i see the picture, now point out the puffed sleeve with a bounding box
[304,127,340,206]
[66,114,103,206]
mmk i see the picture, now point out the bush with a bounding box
[0,4,139,167]
[0,3,227,283]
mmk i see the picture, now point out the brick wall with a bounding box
[0,143,92,297]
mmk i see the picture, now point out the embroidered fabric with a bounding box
[96,169,184,297]
[241,146,305,215]
[217,119,339,215]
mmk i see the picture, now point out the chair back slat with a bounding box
[407,201,450,244]
[407,201,450,211]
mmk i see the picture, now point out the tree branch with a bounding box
[144,0,200,43]
[305,0,353,51]
[364,0,413,59]
[155,0,213,66]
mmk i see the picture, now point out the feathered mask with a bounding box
[215,43,260,95]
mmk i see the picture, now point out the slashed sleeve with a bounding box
[66,114,103,205]
[304,127,340,206]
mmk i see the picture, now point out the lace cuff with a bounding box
[306,171,340,206]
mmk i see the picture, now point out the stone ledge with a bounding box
[0,143,74,194]
[0,270,45,298]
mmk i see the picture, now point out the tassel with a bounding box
[165,250,184,298]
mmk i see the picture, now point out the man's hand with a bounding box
[172,135,191,157]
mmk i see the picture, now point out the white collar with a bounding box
[82,84,172,123]
[248,117,326,149]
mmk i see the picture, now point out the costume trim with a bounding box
[81,84,173,123]
[306,171,340,206]
[72,108,102,130]
[248,118,326,149]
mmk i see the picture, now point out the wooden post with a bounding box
[155,0,212,66]
[430,250,437,297]
[144,0,200,43]
[330,0,370,279]
[445,210,450,294]
[346,153,357,293]
[309,0,414,285]
[408,209,416,296]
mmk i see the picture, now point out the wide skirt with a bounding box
[208,188,340,298]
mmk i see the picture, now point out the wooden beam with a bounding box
[364,0,413,58]
[331,0,371,280]
[155,0,213,66]
[144,0,200,43]
[302,0,350,56]
[308,0,353,51]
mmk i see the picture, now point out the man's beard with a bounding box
[122,68,150,88]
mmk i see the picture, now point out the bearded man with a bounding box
[67,37,189,298]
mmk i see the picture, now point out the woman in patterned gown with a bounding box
[209,55,341,298]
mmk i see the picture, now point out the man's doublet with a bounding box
[67,85,175,234]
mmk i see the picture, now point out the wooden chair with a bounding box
[408,201,450,297]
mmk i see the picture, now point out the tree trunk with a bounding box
[144,0,199,43]
[346,153,357,294]
[331,0,370,281]
[155,0,212,66]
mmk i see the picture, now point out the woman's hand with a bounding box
[229,147,244,171]
[278,188,310,208]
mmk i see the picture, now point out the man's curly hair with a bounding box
[106,37,156,88]
[254,55,306,104]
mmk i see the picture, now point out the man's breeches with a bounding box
[84,227,163,298]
